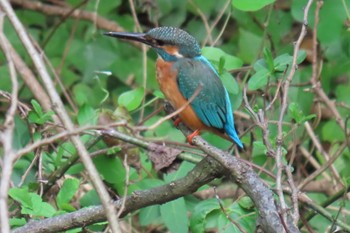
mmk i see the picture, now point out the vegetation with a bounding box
[0,0,349,232]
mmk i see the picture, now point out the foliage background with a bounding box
[0,0,350,232]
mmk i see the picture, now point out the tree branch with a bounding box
[0,1,121,232]
[275,0,314,224]
[0,11,19,233]
[13,156,224,233]
[10,0,124,32]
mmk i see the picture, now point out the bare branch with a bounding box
[275,0,314,223]
[0,1,121,232]
[13,155,225,233]
[0,11,19,233]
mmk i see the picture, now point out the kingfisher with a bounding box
[104,27,243,148]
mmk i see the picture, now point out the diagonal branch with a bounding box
[0,1,121,232]
[0,11,19,233]
[13,155,224,233]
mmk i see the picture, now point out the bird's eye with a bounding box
[154,39,164,46]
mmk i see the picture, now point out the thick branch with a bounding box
[13,157,223,233]
[189,133,299,232]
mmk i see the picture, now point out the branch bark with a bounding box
[13,156,224,233]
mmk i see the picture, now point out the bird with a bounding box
[104,27,243,148]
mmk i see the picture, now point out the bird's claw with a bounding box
[187,129,200,145]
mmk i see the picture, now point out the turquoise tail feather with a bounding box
[223,89,243,148]
[225,124,243,149]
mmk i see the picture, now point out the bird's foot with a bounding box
[173,117,182,127]
[187,129,200,145]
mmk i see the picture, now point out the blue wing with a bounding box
[174,56,243,148]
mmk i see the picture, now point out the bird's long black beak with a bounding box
[103,31,153,46]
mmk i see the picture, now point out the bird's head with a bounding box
[104,27,201,62]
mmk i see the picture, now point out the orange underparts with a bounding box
[187,129,200,145]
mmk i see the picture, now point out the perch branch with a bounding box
[13,156,225,233]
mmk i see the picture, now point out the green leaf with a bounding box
[13,116,30,149]
[94,156,126,194]
[118,87,144,111]
[288,102,315,124]
[153,90,164,99]
[9,188,56,217]
[202,47,243,71]
[252,141,268,158]
[106,146,122,155]
[321,120,345,142]
[288,102,304,124]
[248,69,270,90]
[238,196,254,210]
[129,178,165,194]
[140,205,162,226]
[160,197,189,233]
[216,200,257,233]
[164,161,195,182]
[87,0,121,14]
[296,50,307,64]
[221,72,239,95]
[28,110,54,125]
[73,83,94,106]
[9,218,26,227]
[190,199,220,233]
[263,48,274,72]
[274,53,293,72]
[253,59,268,71]
[31,99,43,116]
[8,188,32,209]
[80,190,101,207]
[238,29,263,63]
[30,195,56,217]
[28,112,40,124]
[57,178,80,211]
[77,104,97,126]
[232,0,275,11]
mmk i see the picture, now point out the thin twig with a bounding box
[310,1,345,130]
[298,141,348,190]
[243,87,275,156]
[210,0,231,46]
[214,187,247,233]
[285,165,299,225]
[128,0,148,123]
[299,146,331,181]
[0,11,19,233]
[10,0,125,34]
[188,0,213,45]
[38,151,44,196]
[265,79,283,111]
[116,154,130,218]
[275,0,314,224]
[304,121,342,185]
[0,1,122,231]
[0,35,53,115]
[18,150,41,187]
[15,123,126,160]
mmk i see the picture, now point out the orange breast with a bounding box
[156,58,206,131]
